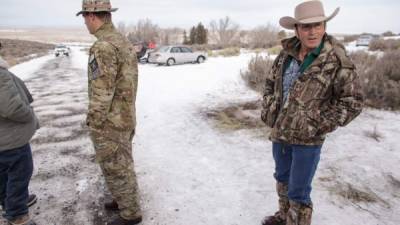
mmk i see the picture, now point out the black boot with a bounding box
[27,194,37,207]
[107,216,142,225]
[104,200,119,211]
[261,212,286,225]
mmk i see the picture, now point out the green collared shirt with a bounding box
[299,40,324,73]
[285,39,325,74]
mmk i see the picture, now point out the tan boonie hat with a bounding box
[279,0,339,30]
[76,0,118,16]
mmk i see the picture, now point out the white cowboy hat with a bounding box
[279,0,340,30]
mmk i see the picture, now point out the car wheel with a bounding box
[197,56,205,63]
[55,54,59,57]
[167,58,175,66]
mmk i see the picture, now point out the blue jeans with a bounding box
[0,144,33,221]
[272,142,321,205]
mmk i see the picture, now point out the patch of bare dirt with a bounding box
[0,38,55,66]
[204,100,267,131]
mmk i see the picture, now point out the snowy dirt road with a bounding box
[3,46,400,225]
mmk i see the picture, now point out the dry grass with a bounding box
[266,45,283,55]
[204,101,266,130]
[329,182,382,204]
[363,126,383,142]
[212,47,241,57]
[0,28,94,43]
[0,38,55,66]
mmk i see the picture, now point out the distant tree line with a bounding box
[117,16,284,49]
[183,23,208,45]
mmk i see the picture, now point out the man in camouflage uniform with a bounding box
[77,1,141,224]
[260,1,363,225]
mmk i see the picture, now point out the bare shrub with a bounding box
[159,27,184,45]
[382,31,396,37]
[361,50,400,109]
[241,55,274,93]
[248,24,279,49]
[369,39,400,51]
[267,45,283,55]
[343,34,359,43]
[349,51,377,76]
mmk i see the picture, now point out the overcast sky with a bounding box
[1,0,399,34]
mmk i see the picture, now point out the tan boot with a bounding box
[261,182,289,225]
[8,214,36,225]
[286,201,313,225]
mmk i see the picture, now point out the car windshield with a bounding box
[56,45,67,49]
[359,36,372,40]
[157,46,170,52]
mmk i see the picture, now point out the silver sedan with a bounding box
[148,46,207,66]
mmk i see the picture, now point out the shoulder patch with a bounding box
[89,54,100,80]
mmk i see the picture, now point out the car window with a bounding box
[180,47,193,53]
[171,47,181,53]
[158,46,170,52]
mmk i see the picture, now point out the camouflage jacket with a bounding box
[87,22,138,135]
[261,35,364,145]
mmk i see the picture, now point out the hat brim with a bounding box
[76,8,118,16]
[279,7,340,30]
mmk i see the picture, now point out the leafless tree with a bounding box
[159,28,184,45]
[127,19,160,43]
[209,16,240,47]
[248,23,279,49]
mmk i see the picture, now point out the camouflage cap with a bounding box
[76,0,118,16]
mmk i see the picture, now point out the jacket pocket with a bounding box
[284,110,319,140]
[261,98,279,128]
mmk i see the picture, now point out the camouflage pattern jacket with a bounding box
[261,35,364,145]
[87,22,138,136]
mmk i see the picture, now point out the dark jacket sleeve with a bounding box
[318,67,364,134]
[0,71,34,123]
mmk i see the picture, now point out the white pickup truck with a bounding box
[54,45,70,57]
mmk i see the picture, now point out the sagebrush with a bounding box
[240,55,274,92]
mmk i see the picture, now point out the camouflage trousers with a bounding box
[90,128,141,220]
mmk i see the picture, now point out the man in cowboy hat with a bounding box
[77,1,141,225]
[260,1,363,224]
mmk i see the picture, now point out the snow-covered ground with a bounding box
[3,45,400,225]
